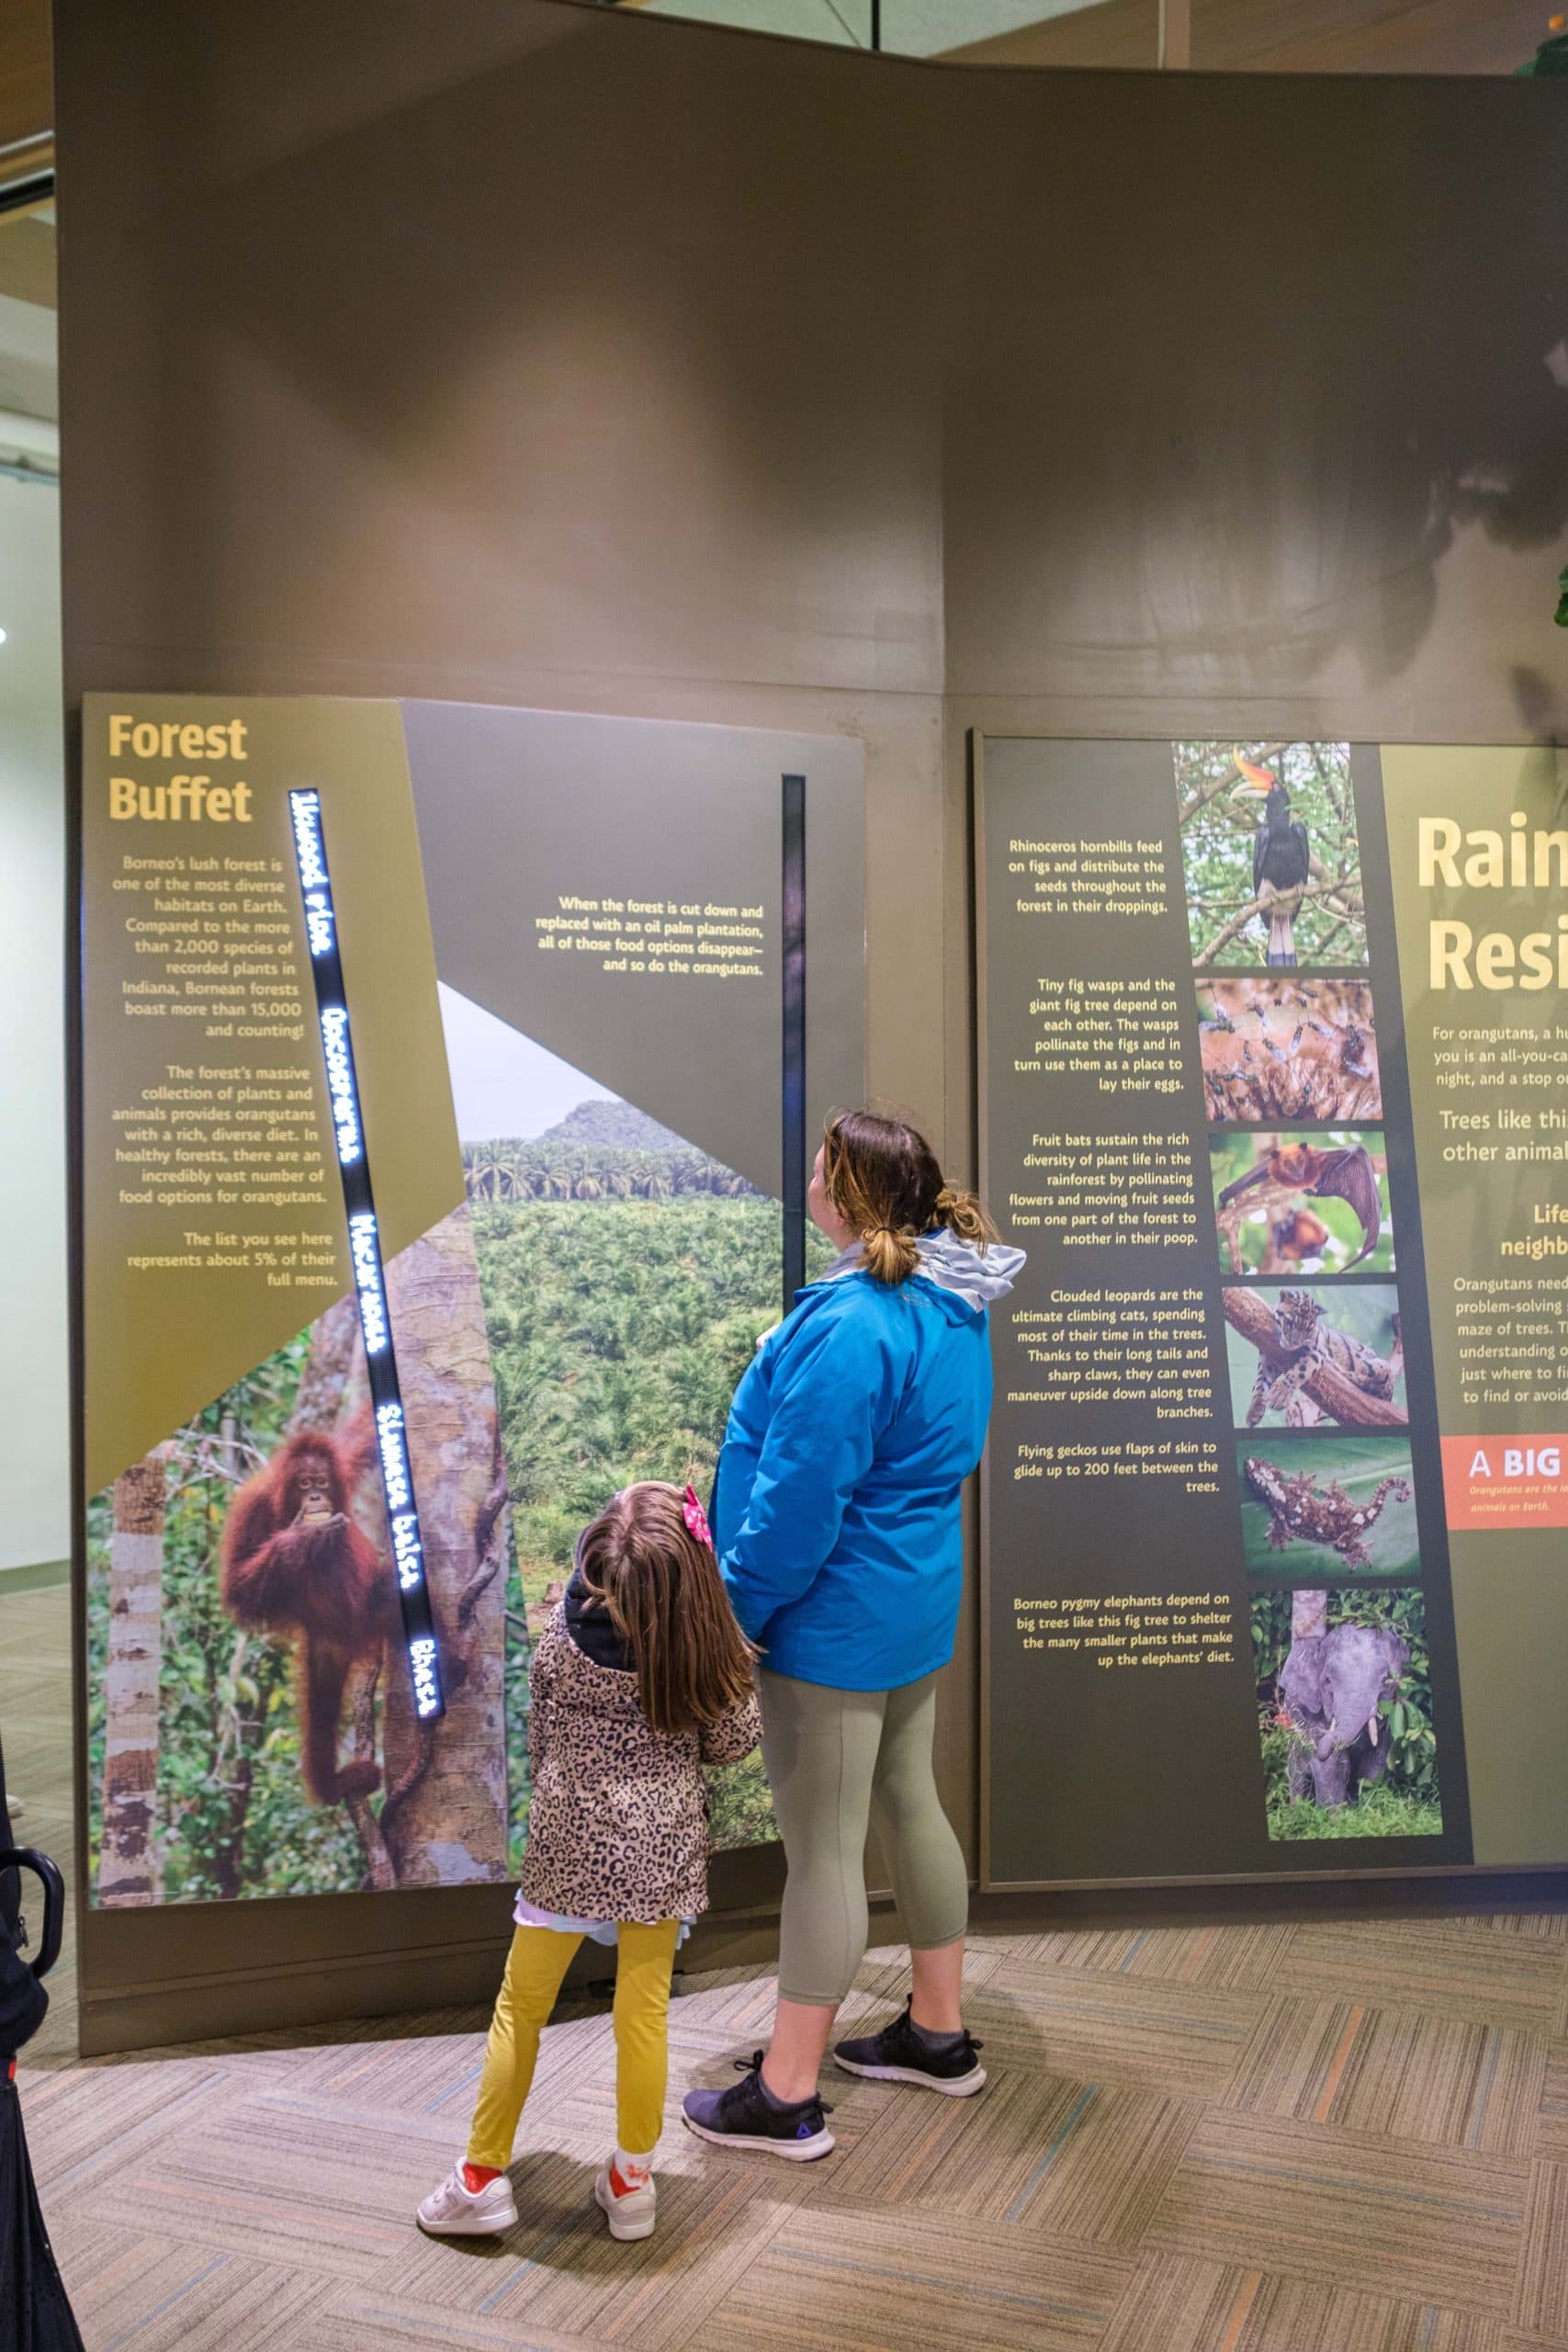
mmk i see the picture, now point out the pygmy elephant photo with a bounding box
[1278,1621,1409,1808]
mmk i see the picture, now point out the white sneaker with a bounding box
[594,2160,657,2241]
[416,2165,518,2236]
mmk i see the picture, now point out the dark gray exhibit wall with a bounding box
[403,703,864,1193]
[56,0,1568,2040]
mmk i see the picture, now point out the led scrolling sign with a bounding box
[288,788,446,1723]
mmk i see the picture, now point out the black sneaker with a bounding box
[833,2004,987,2096]
[682,2052,836,2161]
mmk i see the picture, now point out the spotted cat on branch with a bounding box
[1247,1290,1397,1429]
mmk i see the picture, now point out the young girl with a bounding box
[418,1480,760,2243]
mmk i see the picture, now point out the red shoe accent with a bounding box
[609,2162,649,2199]
[462,2163,503,2194]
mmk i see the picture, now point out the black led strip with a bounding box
[288,788,446,1723]
[782,773,807,1316]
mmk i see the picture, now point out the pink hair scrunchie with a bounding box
[682,1485,715,1551]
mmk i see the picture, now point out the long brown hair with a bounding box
[575,1481,756,1736]
[821,1107,998,1286]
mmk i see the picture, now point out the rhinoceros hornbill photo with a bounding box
[1230,749,1311,967]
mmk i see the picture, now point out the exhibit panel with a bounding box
[77,695,863,1961]
[975,732,1507,1889]
[1382,747,1568,1869]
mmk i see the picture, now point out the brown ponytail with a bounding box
[932,1183,997,1250]
[821,1109,998,1286]
[861,1225,921,1285]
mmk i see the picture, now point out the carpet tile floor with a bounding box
[17,1914,1568,2351]
[10,1584,1568,2346]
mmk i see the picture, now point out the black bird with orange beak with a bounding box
[1230,749,1310,968]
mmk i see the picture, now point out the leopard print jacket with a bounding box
[519,1604,762,1925]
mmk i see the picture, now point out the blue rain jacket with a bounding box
[712,1241,1018,1691]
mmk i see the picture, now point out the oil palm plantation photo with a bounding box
[440,998,801,1864]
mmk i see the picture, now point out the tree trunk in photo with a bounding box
[1292,1589,1327,1644]
[98,1452,167,1905]
[344,1657,396,1892]
[1281,1589,1330,1808]
[380,1206,509,1886]
[290,1294,363,1433]
[294,1291,389,1886]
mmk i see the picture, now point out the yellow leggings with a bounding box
[467,1919,681,2168]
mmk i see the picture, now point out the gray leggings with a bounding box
[760,1667,970,2007]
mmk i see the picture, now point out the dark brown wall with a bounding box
[56,0,1568,2046]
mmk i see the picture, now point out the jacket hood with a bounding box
[818,1229,1026,1313]
[564,1567,635,1674]
[914,1229,1027,1309]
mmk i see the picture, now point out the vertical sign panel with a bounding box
[288,788,443,1721]
[977,734,1472,1888]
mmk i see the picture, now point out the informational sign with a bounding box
[975,736,1568,1886]
[80,694,863,1911]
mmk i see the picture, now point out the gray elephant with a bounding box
[1278,1621,1409,1808]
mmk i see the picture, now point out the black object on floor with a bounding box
[0,2064,86,2352]
[0,1722,85,2352]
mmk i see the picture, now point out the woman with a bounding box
[682,1108,1022,2160]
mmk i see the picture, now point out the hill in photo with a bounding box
[535,1098,689,1152]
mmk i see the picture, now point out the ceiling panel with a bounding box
[0,0,51,188]
[945,0,1553,71]
[0,214,55,308]
[633,0,1559,69]
[634,0,1101,51]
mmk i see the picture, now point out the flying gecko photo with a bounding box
[1175,741,1368,970]
[1210,1128,1394,1277]
[1197,978,1382,1125]
[1253,1587,1441,1843]
[1237,1431,1419,1577]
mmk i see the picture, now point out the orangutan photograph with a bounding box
[85,1209,511,1907]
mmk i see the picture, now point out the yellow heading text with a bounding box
[1420,815,1568,990]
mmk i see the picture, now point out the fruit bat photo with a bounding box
[1211,1129,1394,1277]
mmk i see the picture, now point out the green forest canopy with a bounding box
[473,1192,829,1861]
